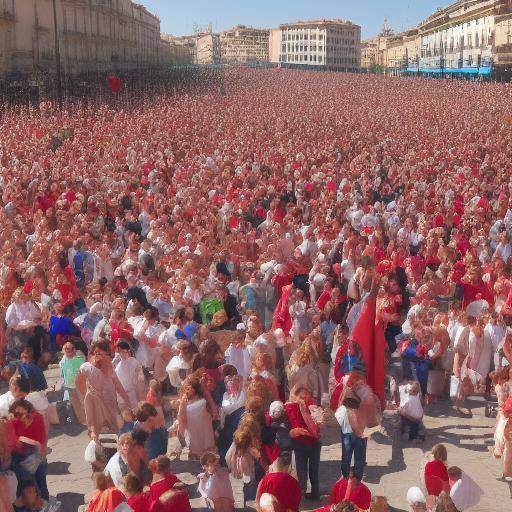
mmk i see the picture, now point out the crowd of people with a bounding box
[0,67,512,511]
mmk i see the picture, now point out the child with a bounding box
[268,400,292,453]
[58,341,86,424]
[18,347,47,392]
[198,451,235,512]
[134,402,168,460]
[146,379,166,426]
[148,455,182,500]
[399,381,425,442]
[177,376,216,460]
[226,425,260,504]
[114,341,145,410]
[123,473,152,512]
[224,331,252,379]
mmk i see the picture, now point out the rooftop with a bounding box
[279,18,358,29]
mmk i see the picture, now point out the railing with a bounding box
[0,8,14,21]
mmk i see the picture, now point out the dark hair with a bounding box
[10,373,31,394]
[9,398,35,415]
[131,428,149,446]
[143,308,158,321]
[124,473,143,494]
[19,480,39,495]
[447,466,462,480]
[200,451,219,466]
[90,339,111,356]
[149,455,172,475]
[134,402,158,422]
[116,341,132,352]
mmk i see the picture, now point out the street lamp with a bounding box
[52,0,63,108]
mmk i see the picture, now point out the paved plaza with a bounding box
[38,367,511,512]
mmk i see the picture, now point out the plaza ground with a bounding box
[38,366,511,511]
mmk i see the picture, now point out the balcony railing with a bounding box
[0,8,15,21]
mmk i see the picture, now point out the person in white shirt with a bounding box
[493,230,512,263]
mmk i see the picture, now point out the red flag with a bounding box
[351,294,386,407]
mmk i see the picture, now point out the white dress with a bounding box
[115,357,144,409]
[185,398,215,456]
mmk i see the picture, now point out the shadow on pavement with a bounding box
[48,422,87,439]
[55,492,84,512]
[47,461,71,475]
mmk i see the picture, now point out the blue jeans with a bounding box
[11,454,48,500]
[341,432,367,481]
[292,440,321,497]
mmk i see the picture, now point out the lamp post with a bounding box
[52,0,63,108]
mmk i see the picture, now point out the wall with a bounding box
[2,0,163,77]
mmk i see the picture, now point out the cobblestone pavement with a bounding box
[40,367,511,511]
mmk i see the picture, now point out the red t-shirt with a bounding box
[150,489,192,512]
[11,412,47,454]
[424,459,449,496]
[330,478,371,510]
[149,474,179,501]
[127,493,153,512]
[284,401,319,446]
[256,472,301,512]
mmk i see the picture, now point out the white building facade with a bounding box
[278,19,361,70]
[415,0,507,76]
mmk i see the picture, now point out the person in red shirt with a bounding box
[330,472,371,511]
[313,501,359,512]
[256,451,301,512]
[87,472,126,512]
[424,444,450,497]
[124,474,153,512]
[9,398,49,498]
[285,386,323,501]
[148,455,182,501]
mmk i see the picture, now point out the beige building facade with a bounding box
[269,28,281,63]
[196,32,221,64]
[361,37,378,69]
[220,25,269,63]
[1,0,164,77]
[161,34,196,65]
[279,19,361,70]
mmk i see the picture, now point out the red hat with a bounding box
[23,281,34,294]
[327,180,336,192]
[305,182,314,193]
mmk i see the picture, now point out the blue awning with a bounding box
[406,66,492,75]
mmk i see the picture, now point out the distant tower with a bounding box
[379,18,394,38]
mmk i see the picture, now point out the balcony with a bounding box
[0,8,14,22]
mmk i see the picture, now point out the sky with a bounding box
[141,0,449,38]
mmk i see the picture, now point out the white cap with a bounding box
[406,487,426,505]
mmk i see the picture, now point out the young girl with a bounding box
[198,451,235,512]
[177,376,216,460]
[114,341,145,410]
[399,381,425,442]
[146,379,166,426]
[250,352,279,402]
[226,424,261,505]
